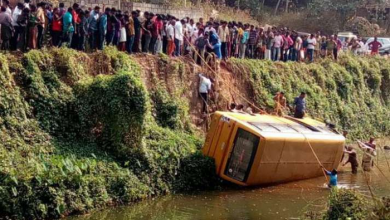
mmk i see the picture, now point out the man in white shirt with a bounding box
[199,73,212,114]
[294,33,302,61]
[2,0,12,15]
[174,19,184,56]
[190,22,200,59]
[307,34,317,62]
[218,21,229,59]
[166,20,175,56]
[11,3,24,50]
[204,22,215,35]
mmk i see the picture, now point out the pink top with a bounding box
[274,35,284,48]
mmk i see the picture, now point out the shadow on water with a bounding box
[69,146,390,220]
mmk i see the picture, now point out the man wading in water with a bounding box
[343,146,359,174]
[321,166,338,188]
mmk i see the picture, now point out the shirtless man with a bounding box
[343,146,358,174]
[273,92,287,116]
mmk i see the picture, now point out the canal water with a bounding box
[71,147,390,220]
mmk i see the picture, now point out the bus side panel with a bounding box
[252,135,344,185]
[250,136,286,185]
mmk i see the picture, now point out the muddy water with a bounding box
[71,149,390,220]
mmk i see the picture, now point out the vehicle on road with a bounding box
[337,32,357,43]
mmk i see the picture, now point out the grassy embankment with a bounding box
[227,54,390,140]
[0,47,217,219]
[1,47,390,219]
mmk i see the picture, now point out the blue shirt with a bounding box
[293,97,306,113]
[98,13,107,33]
[46,11,53,23]
[326,171,337,186]
[210,33,222,59]
[241,31,249,44]
[62,12,74,33]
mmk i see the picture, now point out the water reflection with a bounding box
[70,150,390,220]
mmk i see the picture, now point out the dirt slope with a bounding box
[132,54,255,131]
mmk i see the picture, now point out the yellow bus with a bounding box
[202,111,345,186]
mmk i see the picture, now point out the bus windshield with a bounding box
[225,128,259,182]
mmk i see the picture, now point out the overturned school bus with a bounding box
[202,111,345,186]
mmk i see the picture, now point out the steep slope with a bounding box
[0,48,216,219]
[133,52,390,140]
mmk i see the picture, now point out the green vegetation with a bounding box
[324,188,368,220]
[228,54,390,140]
[0,48,217,219]
[305,188,390,220]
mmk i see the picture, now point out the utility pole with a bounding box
[275,0,281,15]
[285,0,289,12]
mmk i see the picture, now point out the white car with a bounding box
[337,32,357,43]
[365,37,390,54]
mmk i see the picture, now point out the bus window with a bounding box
[225,128,260,182]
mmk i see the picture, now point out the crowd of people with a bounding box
[0,0,385,63]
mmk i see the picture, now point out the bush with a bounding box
[324,188,368,220]
[174,152,220,191]
[151,86,179,129]
[0,48,216,219]
[75,72,147,158]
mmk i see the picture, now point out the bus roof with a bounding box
[219,111,339,136]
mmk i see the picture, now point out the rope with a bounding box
[303,134,329,182]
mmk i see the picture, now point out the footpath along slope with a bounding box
[0,47,389,219]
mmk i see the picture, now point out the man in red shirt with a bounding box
[365,137,376,150]
[150,15,162,54]
[368,37,382,55]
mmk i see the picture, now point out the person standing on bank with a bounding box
[198,73,212,115]
[293,92,306,118]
